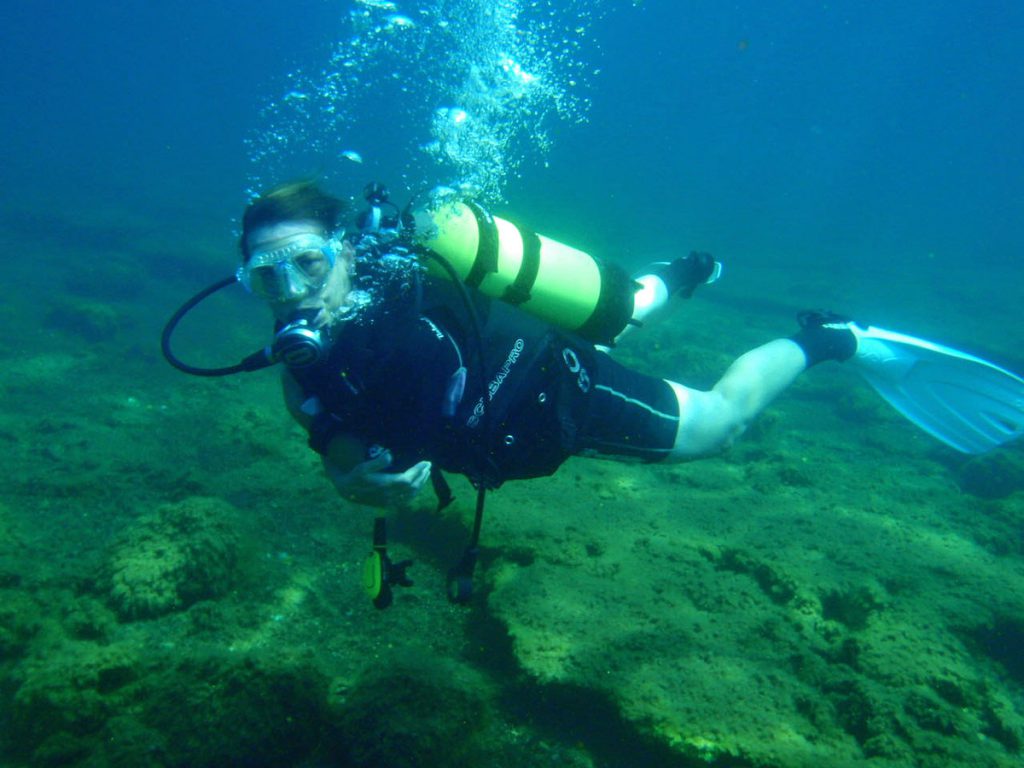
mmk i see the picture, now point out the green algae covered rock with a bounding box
[335,658,499,768]
[7,639,331,768]
[958,451,1024,499]
[480,452,1024,768]
[138,649,330,767]
[105,496,241,620]
[0,500,24,588]
[0,590,40,661]
[8,640,141,766]
[44,297,130,343]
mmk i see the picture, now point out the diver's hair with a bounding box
[240,181,350,262]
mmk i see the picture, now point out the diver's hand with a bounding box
[324,451,432,508]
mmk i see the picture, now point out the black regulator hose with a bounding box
[161,275,274,377]
[416,248,493,603]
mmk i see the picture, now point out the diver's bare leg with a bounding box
[611,252,721,345]
[666,315,857,457]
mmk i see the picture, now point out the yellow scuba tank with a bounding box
[410,199,636,345]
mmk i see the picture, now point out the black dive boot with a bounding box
[789,310,859,367]
[647,251,722,298]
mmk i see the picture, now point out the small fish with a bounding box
[283,90,309,102]
[341,150,363,164]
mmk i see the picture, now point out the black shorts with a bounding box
[474,333,680,484]
[571,348,680,461]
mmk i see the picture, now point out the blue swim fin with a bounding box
[849,325,1024,454]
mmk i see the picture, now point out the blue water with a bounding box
[3,1,1021,277]
[575,1,1024,267]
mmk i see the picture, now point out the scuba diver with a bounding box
[163,180,1024,604]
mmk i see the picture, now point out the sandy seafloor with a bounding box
[1,192,1023,768]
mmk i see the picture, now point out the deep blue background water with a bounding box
[2,1,1021,298]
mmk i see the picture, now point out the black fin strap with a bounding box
[790,311,857,367]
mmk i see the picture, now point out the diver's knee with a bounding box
[668,384,745,457]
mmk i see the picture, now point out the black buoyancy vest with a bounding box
[294,276,588,485]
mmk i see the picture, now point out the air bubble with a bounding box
[245,0,610,204]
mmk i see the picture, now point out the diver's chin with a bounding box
[304,306,331,328]
[311,303,353,329]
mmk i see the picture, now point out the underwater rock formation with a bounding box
[958,451,1024,499]
[8,641,141,766]
[0,591,39,662]
[480,454,1024,768]
[105,496,241,620]
[336,659,498,768]
[8,641,330,767]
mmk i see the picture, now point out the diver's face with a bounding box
[244,221,353,326]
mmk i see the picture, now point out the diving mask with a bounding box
[238,233,341,302]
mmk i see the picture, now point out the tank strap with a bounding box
[501,227,542,306]
[575,261,639,346]
[464,202,499,289]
